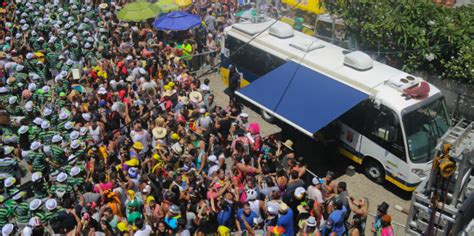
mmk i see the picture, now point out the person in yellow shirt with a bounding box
[181,39,193,69]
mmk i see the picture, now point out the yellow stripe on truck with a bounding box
[385,175,417,192]
[338,147,363,165]
[220,67,251,88]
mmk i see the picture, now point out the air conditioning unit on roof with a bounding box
[343,51,373,71]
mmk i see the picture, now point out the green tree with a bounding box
[323,0,474,84]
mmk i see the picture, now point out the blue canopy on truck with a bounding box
[236,60,368,136]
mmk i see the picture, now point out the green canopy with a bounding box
[117,0,162,22]
[154,0,180,14]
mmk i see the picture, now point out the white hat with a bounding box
[4,177,16,188]
[82,113,91,121]
[8,96,17,104]
[42,86,50,93]
[59,111,68,120]
[58,8,64,12]
[56,172,68,183]
[64,121,74,130]
[26,52,33,60]
[41,120,50,129]
[294,187,306,199]
[33,117,43,126]
[208,155,217,163]
[20,19,26,24]
[87,37,94,42]
[79,127,88,136]
[199,108,206,114]
[16,64,25,72]
[84,42,92,49]
[18,125,29,135]
[45,198,58,211]
[70,166,81,177]
[98,87,107,94]
[25,101,34,112]
[43,107,52,116]
[52,135,63,143]
[125,55,133,61]
[70,140,81,149]
[171,143,183,154]
[28,217,41,227]
[3,146,14,155]
[67,32,74,38]
[28,83,36,91]
[30,141,41,151]
[66,59,73,66]
[138,68,147,74]
[2,223,14,235]
[12,191,26,201]
[68,154,76,164]
[239,113,249,118]
[312,176,323,185]
[31,172,43,182]
[69,131,80,141]
[29,199,42,211]
[15,33,22,39]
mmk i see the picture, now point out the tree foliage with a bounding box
[323,0,474,84]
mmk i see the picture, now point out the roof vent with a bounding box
[290,39,324,52]
[343,51,373,71]
[387,74,424,92]
[269,21,294,38]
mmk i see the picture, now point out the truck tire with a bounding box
[261,109,275,123]
[365,159,385,184]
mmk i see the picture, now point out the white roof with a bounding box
[226,20,442,113]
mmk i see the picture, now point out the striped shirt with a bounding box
[14,202,31,224]
[0,208,10,228]
[38,130,56,144]
[50,145,66,165]
[0,158,17,177]
[27,151,46,173]
[50,183,73,195]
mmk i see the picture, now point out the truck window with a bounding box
[339,101,367,133]
[366,105,406,161]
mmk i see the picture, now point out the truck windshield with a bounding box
[403,97,450,163]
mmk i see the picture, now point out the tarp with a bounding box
[236,61,368,136]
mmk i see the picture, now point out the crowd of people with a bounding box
[0,0,397,235]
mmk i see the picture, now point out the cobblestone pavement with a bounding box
[202,71,411,235]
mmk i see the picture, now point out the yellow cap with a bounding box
[133,142,144,150]
[125,158,139,167]
[127,190,136,198]
[163,85,171,91]
[171,133,180,140]
[146,196,156,204]
[152,153,160,160]
[117,222,128,232]
[168,82,175,87]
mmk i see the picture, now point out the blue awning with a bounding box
[236,61,368,136]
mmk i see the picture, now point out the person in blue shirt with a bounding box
[277,203,294,236]
[236,203,256,234]
[323,197,347,236]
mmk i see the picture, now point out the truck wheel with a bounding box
[261,109,275,123]
[365,159,385,184]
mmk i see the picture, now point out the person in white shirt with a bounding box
[307,176,324,204]
[133,218,152,236]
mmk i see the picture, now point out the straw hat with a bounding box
[189,91,202,103]
[99,3,108,9]
[282,139,294,150]
[154,116,165,127]
[152,127,167,139]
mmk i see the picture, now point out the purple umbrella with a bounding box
[153,11,201,31]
